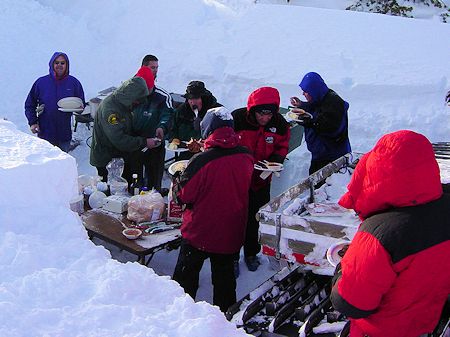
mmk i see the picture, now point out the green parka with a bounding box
[90,77,149,167]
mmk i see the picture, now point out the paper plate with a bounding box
[286,110,312,122]
[57,97,84,110]
[58,108,85,113]
[165,141,189,153]
[326,241,351,267]
[168,160,189,175]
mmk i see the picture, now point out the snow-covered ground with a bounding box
[1,0,449,336]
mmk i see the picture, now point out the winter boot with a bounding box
[245,256,260,272]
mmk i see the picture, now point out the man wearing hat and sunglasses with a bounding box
[169,81,221,159]
[232,87,290,274]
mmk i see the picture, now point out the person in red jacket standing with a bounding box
[172,107,254,312]
[232,87,290,273]
[331,130,450,337]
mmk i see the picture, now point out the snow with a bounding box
[1,0,449,336]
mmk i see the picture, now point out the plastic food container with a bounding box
[70,194,84,214]
[88,191,107,209]
[109,181,129,195]
[122,228,142,240]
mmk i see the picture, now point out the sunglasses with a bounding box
[255,110,273,116]
[54,61,66,65]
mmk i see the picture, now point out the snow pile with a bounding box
[0,120,249,337]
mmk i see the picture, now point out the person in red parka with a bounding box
[331,130,450,337]
[172,107,254,312]
[232,87,290,273]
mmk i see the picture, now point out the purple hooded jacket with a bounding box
[25,52,85,144]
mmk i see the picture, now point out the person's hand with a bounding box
[30,124,39,134]
[146,138,160,149]
[155,127,164,140]
[290,96,302,107]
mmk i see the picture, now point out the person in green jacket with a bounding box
[132,66,173,192]
[170,81,221,160]
[90,72,158,184]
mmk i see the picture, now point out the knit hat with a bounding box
[183,80,208,99]
[247,87,280,113]
[135,66,155,92]
[200,107,234,139]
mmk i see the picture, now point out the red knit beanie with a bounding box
[135,66,155,91]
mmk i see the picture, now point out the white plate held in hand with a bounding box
[286,110,312,122]
[326,241,351,267]
[58,108,85,113]
[254,161,284,172]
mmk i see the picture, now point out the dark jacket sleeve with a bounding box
[169,108,180,140]
[269,126,290,163]
[24,80,39,126]
[73,77,86,104]
[157,104,173,135]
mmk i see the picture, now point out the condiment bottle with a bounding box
[130,174,140,196]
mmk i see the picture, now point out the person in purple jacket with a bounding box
[25,52,85,152]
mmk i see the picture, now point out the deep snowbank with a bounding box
[0,120,249,337]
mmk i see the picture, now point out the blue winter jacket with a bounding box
[25,52,85,144]
[298,72,351,162]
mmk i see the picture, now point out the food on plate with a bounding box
[122,228,142,240]
[168,138,181,150]
[287,109,311,121]
[169,160,188,174]
[186,138,202,153]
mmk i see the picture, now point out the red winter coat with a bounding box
[174,127,254,254]
[232,87,290,191]
[331,130,450,337]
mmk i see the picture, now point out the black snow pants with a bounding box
[172,239,237,312]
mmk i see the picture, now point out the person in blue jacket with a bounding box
[25,52,85,152]
[290,72,351,174]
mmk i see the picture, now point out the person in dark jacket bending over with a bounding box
[170,81,221,160]
[331,130,450,337]
[290,72,351,174]
[172,107,254,312]
[90,70,158,184]
[25,52,85,152]
[232,87,290,273]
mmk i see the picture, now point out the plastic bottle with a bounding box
[130,174,140,196]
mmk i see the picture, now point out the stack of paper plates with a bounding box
[57,97,84,112]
